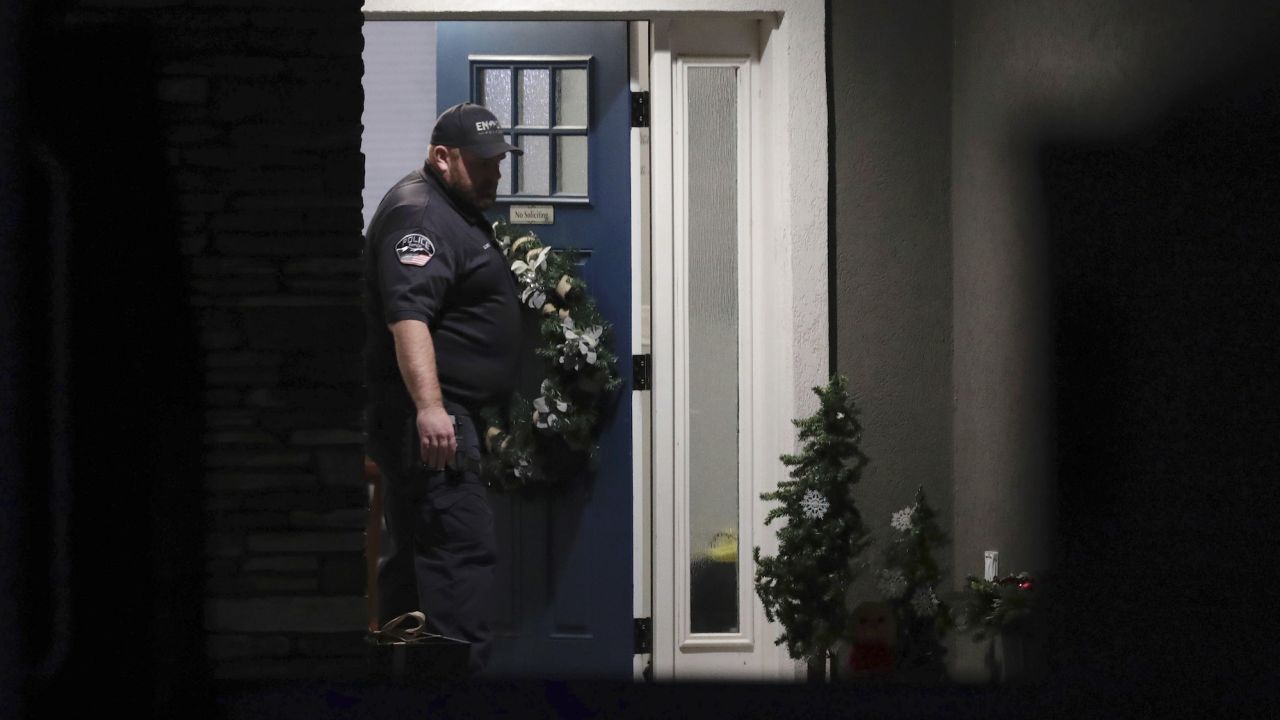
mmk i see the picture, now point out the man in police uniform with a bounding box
[362,102,522,673]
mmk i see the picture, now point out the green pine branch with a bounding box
[753,375,872,661]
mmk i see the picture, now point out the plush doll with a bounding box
[848,601,897,678]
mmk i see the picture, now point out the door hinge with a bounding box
[630,91,650,128]
[632,354,651,391]
[634,617,652,655]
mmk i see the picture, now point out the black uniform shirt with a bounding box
[362,164,521,411]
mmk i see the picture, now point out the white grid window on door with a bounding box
[472,58,591,202]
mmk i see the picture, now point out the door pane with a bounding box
[519,135,550,195]
[556,135,588,196]
[480,68,513,127]
[519,68,551,127]
[685,65,740,634]
[556,67,589,127]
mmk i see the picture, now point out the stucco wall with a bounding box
[829,0,953,622]
[832,0,1280,683]
[360,20,436,232]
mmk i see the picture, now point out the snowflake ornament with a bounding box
[799,489,830,519]
[890,505,915,532]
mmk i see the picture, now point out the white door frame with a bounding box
[362,0,830,683]
[650,15,799,681]
[628,20,654,682]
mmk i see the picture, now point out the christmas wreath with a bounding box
[478,220,623,492]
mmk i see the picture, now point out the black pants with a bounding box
[366,398,496,674]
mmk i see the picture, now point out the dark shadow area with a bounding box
[213,678,1049,719]
[1,0,31,714]
[1042,45,1280,709]
[14,12,210,718]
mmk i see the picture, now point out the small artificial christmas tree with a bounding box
[753,375,872,668]
[874,486,953,682]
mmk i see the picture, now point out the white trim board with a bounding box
[628,20,654,683]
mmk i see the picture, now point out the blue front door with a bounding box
[437,21,634,678]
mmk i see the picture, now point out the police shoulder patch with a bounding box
[395,232,436,267]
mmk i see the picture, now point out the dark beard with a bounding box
[426,162,495,214]
[450,177,495,211]
[463,187,496,210]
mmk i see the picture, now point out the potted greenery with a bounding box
[954,571,1038,683]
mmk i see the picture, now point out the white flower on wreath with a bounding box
[513,455,534,479]
[510,246,553,308]
[890,505,915,533]
[910,585,939,617]
[877,568,908,599]
[510,245,551,277]
[563,320,603,366]
[526,245,551,270]
[521,285,547,309]
[555,316,604,369]
[533,379,570,430]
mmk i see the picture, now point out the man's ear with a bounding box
[427,145,451,175]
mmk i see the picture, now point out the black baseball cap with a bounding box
[430,102,523,158]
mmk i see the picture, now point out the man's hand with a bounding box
[417,404,456,470]
[389,319,455,471]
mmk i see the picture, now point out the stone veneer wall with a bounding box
[63,0,368,680]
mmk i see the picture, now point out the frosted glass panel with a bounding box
[480,68,512,128]
[519,69,550,127]
[685,66,740,635]
[556,68,589,127]
[518,135,549,195]
[498,134,512,196]
[556,136,588,196]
